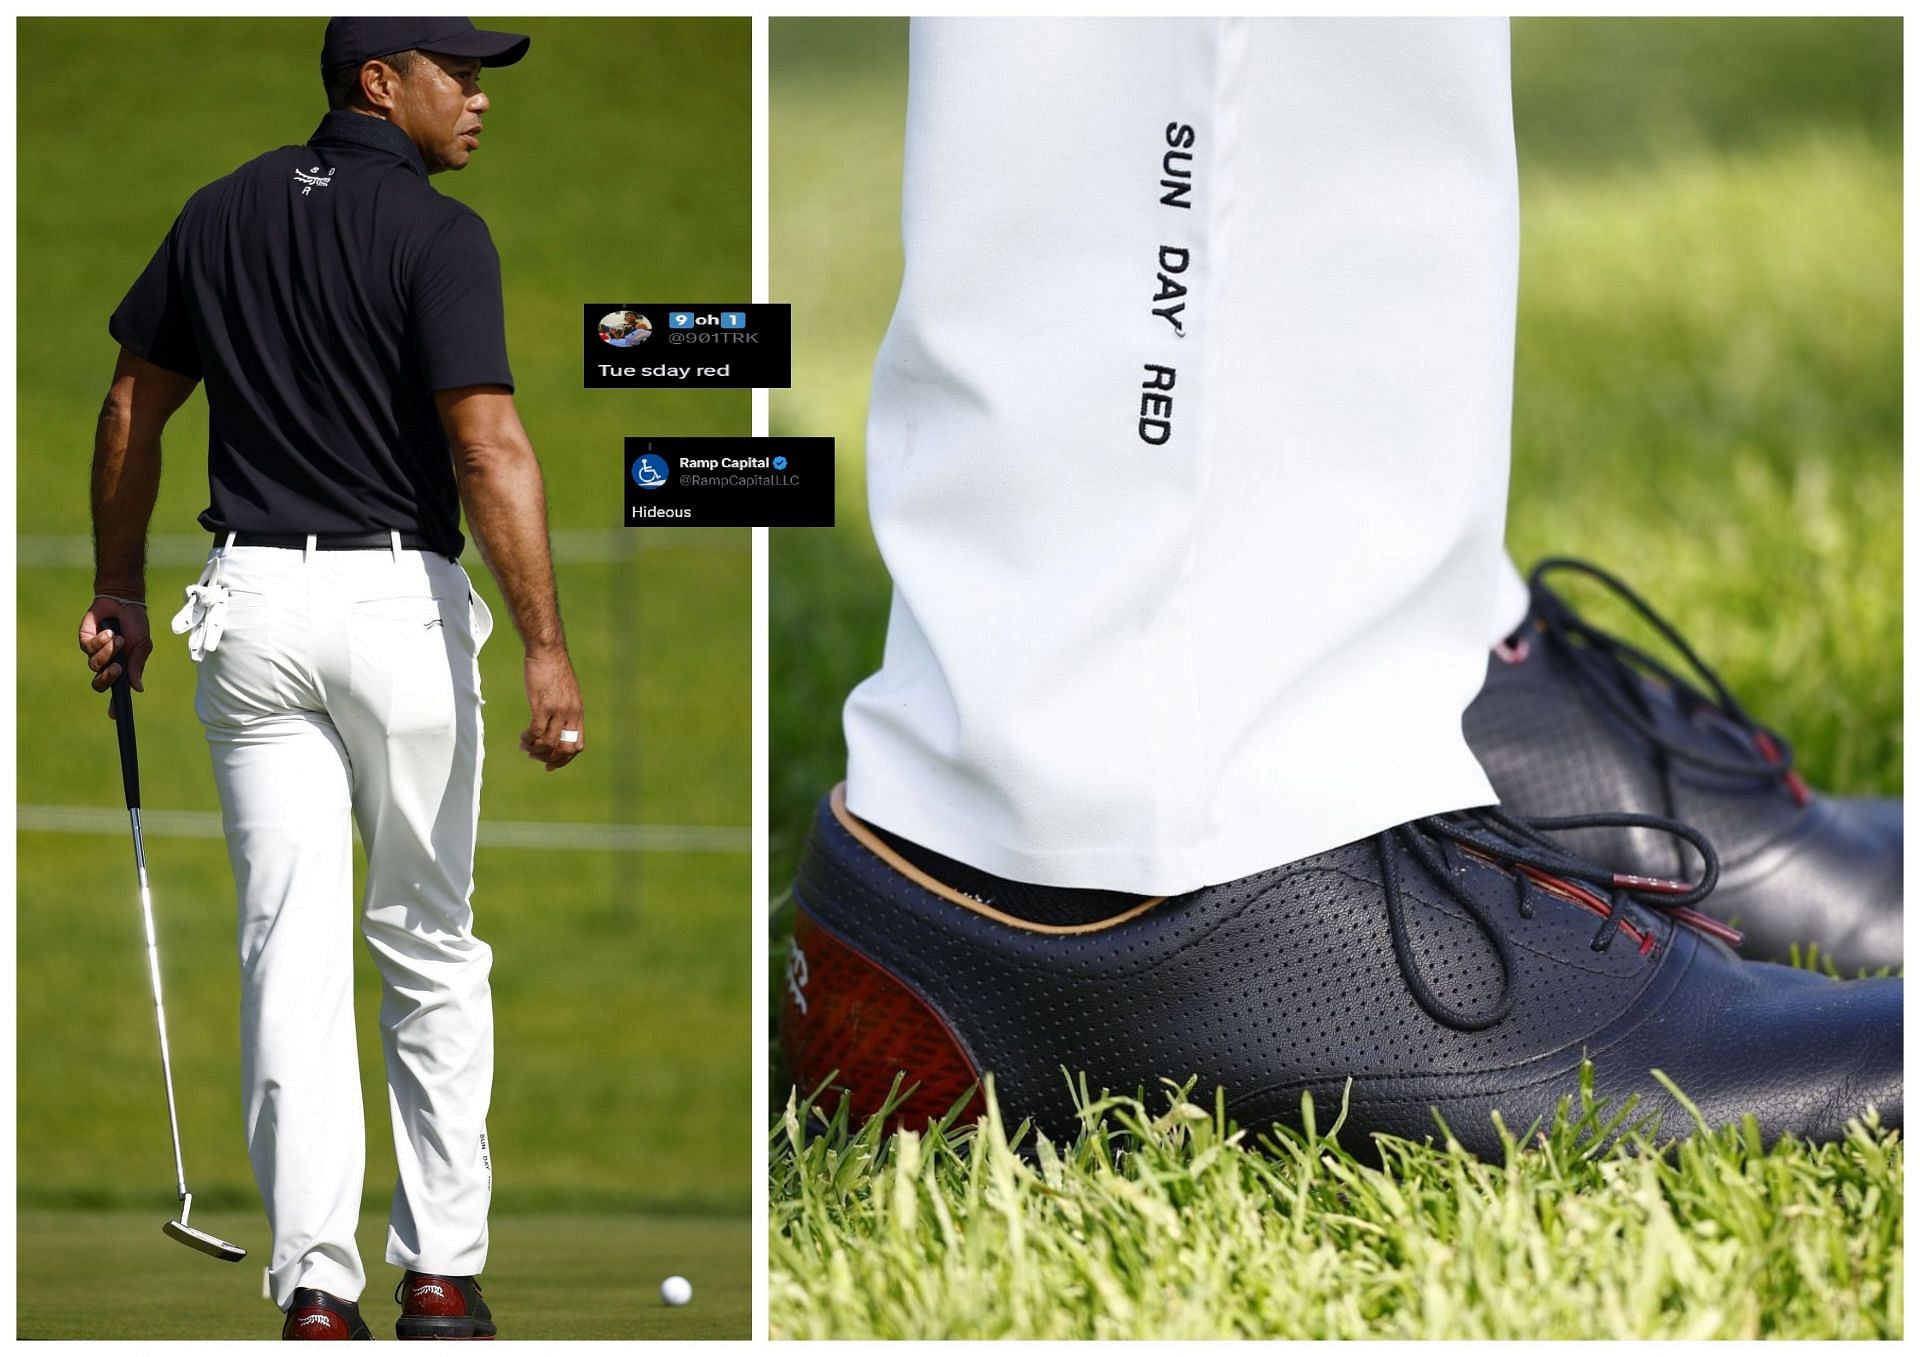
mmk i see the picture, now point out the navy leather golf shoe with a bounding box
[783,784,1901,1158]
[1466,558,1902,973]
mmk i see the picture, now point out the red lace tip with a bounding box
[1673,907,1743,947]
[1752,731,1812,806]
[1612,872,1691,896]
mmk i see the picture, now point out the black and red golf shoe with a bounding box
[783,784,1901,1155]
[1466,558,1901,973]
[395,1272,494,1341]
[282,1288,372,1340]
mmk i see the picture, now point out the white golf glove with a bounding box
[171,581,231,661]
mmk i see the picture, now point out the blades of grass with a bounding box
[772,1068,1902,1339]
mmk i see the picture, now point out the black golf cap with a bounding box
[321,17,530,71]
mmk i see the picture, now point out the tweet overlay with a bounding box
[585,304,792,388]
[624,437,833,527]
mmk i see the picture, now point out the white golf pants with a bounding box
[189,540,494,1306]
[846,18,1525,894]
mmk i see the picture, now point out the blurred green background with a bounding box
[18,17,750,1338]
[770,17,1902,894]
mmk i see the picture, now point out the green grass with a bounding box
[17,1208,749,1339]
[772,1081,1902,1340]
[19,837,747,1216]
[16,15,752,1325]
[768,17,1902,1340]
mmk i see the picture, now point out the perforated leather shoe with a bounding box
[783,784,1900,1157]
[395,1272,494,1341]
[1465,559,1901,973]
[282,1289,372,1340]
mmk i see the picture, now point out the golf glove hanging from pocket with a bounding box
[171,560,232,661]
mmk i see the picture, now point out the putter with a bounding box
[101,620,247,1263]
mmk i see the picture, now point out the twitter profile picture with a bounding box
[599,309,652,347]
[631,453,672,489]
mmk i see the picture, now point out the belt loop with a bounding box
[390,529,402,563]
[304,533,317,564]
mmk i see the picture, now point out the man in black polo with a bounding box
[80,18,579,1341]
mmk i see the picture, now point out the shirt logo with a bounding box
[293,165,336,196]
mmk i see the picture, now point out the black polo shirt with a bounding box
[110,112,516,558]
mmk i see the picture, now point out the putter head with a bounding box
[164,1218,247,1262]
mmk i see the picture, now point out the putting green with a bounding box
[17,1208,749,1340]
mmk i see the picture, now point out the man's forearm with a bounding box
[439,386,569,656]
[457,445,566,655]
[91,383,162,599]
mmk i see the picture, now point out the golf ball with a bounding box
[661,1275,693,1307]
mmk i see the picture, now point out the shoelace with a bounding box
[1375,807,1732,1032]
[1525,557,1809,804]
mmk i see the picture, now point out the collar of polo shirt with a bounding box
[310,111,429,179]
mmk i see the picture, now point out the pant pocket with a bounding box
[194,620,287,728]
[349,596,458,738]
[468,589,495,654]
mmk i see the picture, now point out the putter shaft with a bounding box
[102,621,239,1260]
[130,806,190,1207]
